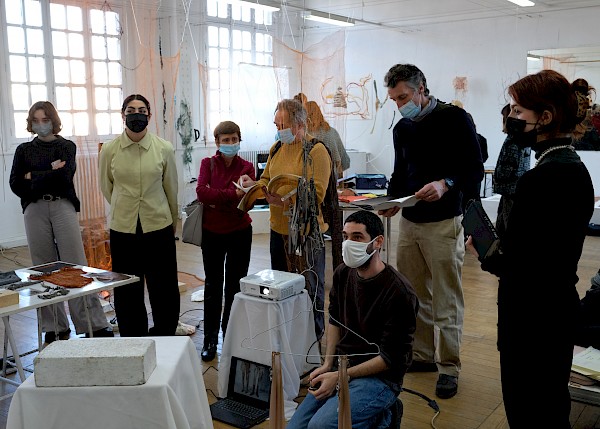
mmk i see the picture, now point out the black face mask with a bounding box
[125,113,149,133]
[506,117,538,149]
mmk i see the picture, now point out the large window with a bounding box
[206,0,274,135]
[4,0,122,141]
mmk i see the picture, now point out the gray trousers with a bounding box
[24,199,109,334]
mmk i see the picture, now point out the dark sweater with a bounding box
[329,263,418,393]
[387,102,483,222]
[9,136,81,213]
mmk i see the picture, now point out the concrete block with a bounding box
[0,290,19,308]
[34,338,156,387]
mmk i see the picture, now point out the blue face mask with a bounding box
[219,143,240,157]
[399,99,422,119]
[276,128,295,144]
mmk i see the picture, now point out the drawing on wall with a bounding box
[453,76,468,104]
[320,74,373,119]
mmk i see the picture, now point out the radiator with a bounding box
[238,149,269,165]
[73,152,106,221]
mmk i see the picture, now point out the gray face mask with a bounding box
[32,122,54,137]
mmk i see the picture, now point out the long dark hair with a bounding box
[121,94,151,114]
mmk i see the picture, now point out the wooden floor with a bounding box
[1,222,600,428]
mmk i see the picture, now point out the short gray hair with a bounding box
[275,99,307,127]
[384,64,429,96]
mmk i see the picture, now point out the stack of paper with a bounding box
[570,346,600,406]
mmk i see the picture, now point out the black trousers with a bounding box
[110,222,180,337]
[201,225,252,343]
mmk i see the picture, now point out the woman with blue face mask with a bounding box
[9,101,113,343]
[195,121,255,361]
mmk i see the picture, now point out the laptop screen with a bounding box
[229,356,272,408]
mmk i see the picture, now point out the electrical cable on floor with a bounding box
[402,387,440,429]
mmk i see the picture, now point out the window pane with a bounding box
[256,33,264,52]
[9,56,27,82]
[264,12,272,26]
[31,85,47,103]
[209,90,220,110]
[265,34,272,53]
[12,84,30,110]
[61,112,73,136]
[219,28,229,48]
[95,88,109,110]
[96,113,110,135]
[110,88,122,110]
[206,0,218,17]
[217,1,228,18]
[27,28,45,55]
[232,4,241,21]
[91,36,107,60]
[90,9,104,34]
[7,27,25,54]
[15,113,30,138]
[56,87,72,110]
[52,31,68,56]
[50,3,66,29]
[70,60,86,84]
[24,0,42,27]
[242,51,251,63]
[219,48,229,68]
[255,9,264,25]
[54,59,70,83]
[208,26,219,47]
[208,47,218,66]
[209,70,220,90]
[241,5,251,22]
[256,53,265,65]
[6,2,24,25]
[221,70,230,91]
[242,31,251,50]
[93,61,108,85]
[221,92,230,112]
[72,87,88,110]
[66,6,83,31]
[209,111,220,132]
[108,62,122,85]
[107,37,121,60]
[232,30,241,50]
[111,112,123,134]
[28,57,46,82]
[232,50,242,67]
[73,112,89,136]
[106,11,119,35]
[69,33,85,58]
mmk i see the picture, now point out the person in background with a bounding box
[572,79,600,151]
[9,101,113,343]
[493,103,531,237]
[380,64,483,399]
[305,100,350,179]
[196,121,254,361]
[286,210,418,429]
[467,69,594,428]
[239,99,331,340]
[450,99,488,209]
[99,94,180,337]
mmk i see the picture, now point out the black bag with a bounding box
[355,174,388,190]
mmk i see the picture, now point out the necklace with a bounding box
[535,144,574,167]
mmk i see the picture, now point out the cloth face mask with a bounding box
[32,122,53,137]
[126,113,149,133]
[342,237,378,268]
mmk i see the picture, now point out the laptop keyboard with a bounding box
[212,398,265,419]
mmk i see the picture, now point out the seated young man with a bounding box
[286,210,419,429]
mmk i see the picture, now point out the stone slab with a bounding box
[34,338,156,387]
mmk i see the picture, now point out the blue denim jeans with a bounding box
[286,377,397,429]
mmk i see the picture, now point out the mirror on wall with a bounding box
[527,46,600,150]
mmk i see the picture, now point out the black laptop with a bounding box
[210,356,271,429]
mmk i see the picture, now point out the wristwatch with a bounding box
[444,178,455,190]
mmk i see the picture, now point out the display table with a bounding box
[218,290,320,419]
[1,262,139,386]
[7,337,213,429]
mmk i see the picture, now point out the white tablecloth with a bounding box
[7,337,213,429]
[218,290,320,419]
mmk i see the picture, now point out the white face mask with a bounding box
[276,128,295,144]
[342,237,378,268]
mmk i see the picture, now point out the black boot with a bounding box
[201,339,217,361]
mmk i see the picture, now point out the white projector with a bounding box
[240,269,305,301]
